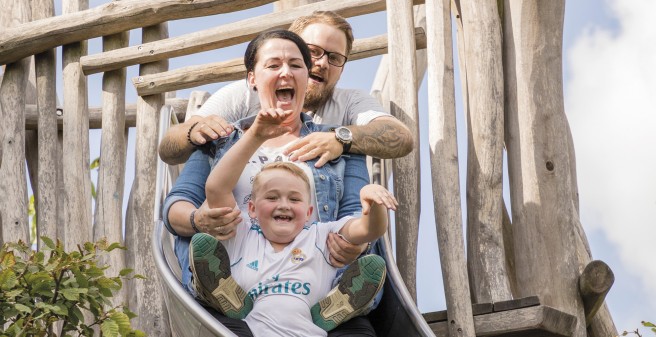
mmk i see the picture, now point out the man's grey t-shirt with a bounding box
[194,79,389,125]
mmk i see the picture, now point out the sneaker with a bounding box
[311,254,387,331]
[189,233,253,319]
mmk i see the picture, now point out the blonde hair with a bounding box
[252,162,311,199]
[288,10,354,57]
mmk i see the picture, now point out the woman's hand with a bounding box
[195,202,243,240]
[249,108,294,140]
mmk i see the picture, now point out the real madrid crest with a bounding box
[290,248,306,264]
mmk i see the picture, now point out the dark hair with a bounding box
[289,11,354,57]
[244,29,312,74]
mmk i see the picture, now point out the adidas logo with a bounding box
[247,260,259,271]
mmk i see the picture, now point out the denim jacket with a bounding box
[162,114,369,294]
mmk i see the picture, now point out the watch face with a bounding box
[336,127,352,142]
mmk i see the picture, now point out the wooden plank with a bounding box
[460,0,511,304]
[93,21,129,305]
[423,302,493,323]
[429,305,577,337]
[385,0,420,301]
[0,0,277,65]
[24,98,189,130]
[32,0,60,248]
[134,27,427,96]
[502,2,586,336]
[124,22,170,336]
[493,296,540,313]
[81,0,426,75]
[62,0,91,251]
[424,0,476,335]
[0,0,31,246]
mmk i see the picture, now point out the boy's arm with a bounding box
[338,184,397,245]
[205,108,293,209]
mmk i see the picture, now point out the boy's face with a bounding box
[248,169,313,246]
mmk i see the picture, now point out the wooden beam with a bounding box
[133,27,427,96]
[578,260,614,326]
[24,98,188,130]
[429,305,577,337]
[81,0,426,75]
[0,0,276,65]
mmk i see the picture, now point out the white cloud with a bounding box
[565,0,656,320]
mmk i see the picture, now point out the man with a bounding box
[160,11,412,267]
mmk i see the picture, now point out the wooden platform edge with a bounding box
[428,305,577,337]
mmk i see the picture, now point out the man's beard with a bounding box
[303,68,336,112]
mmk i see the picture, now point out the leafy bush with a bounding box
[0,237,144,337]
[621,321,656,337]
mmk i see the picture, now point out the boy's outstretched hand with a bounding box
[250,106,294,141]
[360,184,398,215]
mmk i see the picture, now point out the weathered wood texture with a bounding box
[0,0,31,246]
[0,0,277,65]
[503,1,586,336]
[385,0,420,301]
[579,260,614,326]
[425,0,476,336]
[429,305,577,337]
[62,0,92,251]
[81,0,426,75]
[124,23,170,335]
[32,0,61,248]
[461,0,511,304]
[25,98,189,130]
[134,28,427,96]
[94,26,129,305]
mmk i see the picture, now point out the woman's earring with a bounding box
[252,85,257,92]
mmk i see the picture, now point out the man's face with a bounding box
[299,23,347,112]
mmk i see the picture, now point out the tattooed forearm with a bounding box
[349,117,414,159]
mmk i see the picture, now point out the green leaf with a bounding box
[0,270,18,290]
[90,157,100,170]
[101,319,119,337]
[643,321,656,328]
[119,268,134,277]
[106,242,126,252]
[60,288,88,301]
[14,303,31,313]
[109,311,132,335]
[41,236,56,250]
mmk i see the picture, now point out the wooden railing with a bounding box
[0,0,618,336]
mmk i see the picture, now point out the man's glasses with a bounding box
[307,44,348,67]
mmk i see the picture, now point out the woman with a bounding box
[162,29,376,337]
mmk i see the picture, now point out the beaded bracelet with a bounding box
[190,210,201,233]
[187,121,200,147]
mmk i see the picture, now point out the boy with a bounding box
[190,109,397,336]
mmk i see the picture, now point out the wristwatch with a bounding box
[334,126,352,154]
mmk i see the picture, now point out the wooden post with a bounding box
[385,0,420,300]
[62,0,91,251]
[425,0,475,336]
[503,1,586,336]
[0,0,31,246]
[32,0,60,249]
[124,22,170,336]
[460,0,511,304]
[94,22,129,305]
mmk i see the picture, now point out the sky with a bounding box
[32,0,655,333]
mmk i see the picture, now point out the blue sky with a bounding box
[47,0,655,333]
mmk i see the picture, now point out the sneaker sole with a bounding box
[190,233,253,319]
[311,254,386,331]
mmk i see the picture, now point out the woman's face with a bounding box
[248,38,309,113]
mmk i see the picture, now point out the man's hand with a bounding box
[195,202,243,240]
[326,232,368,268]
[188,115,235,146]
[284,132,343,168]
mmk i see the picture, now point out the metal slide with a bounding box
[151,105,435,337]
